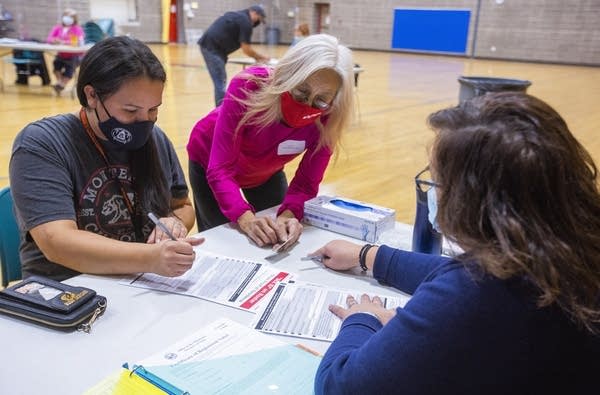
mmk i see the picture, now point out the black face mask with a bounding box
[253,20,261,28]
[95,99,154,151]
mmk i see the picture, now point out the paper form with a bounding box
[252,282,411,342]
[121,251,291,311]
[133,318,320,395]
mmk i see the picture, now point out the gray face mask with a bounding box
[427,187,441,232]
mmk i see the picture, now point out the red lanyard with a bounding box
[79,108,136,219]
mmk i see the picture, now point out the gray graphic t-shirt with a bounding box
[10,114,188,280]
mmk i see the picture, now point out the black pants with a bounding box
[189,160,288,231]
[53,55,79,78]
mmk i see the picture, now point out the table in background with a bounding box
[0,39,92,94]
[0,212,413,395]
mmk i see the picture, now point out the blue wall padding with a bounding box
[391,8,471,54]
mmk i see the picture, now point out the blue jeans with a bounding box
[200,46,227,106]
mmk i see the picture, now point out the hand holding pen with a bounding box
[309,240,373,271]
[147,212,188,243]
[301,255,326,263]
[146,212,205,277]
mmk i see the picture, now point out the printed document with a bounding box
[131,317,320,394]
[121,251,291,311]
[253,282,411,341]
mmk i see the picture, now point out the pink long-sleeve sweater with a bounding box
[187,66,333,222]
[46,24,84,59]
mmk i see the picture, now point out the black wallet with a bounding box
[0,275,107,333]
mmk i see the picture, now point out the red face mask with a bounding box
[280,91,324,128]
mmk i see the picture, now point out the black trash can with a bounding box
[265,27,280,45]
[457,76,531,103]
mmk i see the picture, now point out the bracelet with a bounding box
[358,244,374,272]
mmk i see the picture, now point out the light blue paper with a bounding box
[144,344,320,394]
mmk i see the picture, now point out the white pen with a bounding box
[148,212,177,241]
[301,255,325,263]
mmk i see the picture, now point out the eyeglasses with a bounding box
[289,87,332,111]
[415,165,441,192]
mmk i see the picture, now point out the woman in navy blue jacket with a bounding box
[312,92,600,395]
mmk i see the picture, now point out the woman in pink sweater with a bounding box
[46,8,85,94]
[187,34,355,250]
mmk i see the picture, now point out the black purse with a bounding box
[0,275,107,333]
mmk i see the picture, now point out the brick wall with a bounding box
[1,0,162,42]
[474,0,600,65]
[1,0,90,41]
[1,0,598,65]
[117,0,162,42]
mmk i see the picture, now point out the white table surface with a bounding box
[0,217,414,395]
[0,39,92,54]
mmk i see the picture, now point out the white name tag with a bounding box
[277,140,306,155]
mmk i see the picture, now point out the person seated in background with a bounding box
[291,23,310,46]
[312,92,600,394]
[10,36,201,282]
[187,34,355,251]
[46,8,85,94]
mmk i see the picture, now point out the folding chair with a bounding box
[0,187,22,287]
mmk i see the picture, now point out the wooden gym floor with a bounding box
[1,43,599,227]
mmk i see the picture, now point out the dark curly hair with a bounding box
[429,91,600,333]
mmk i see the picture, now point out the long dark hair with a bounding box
[77,36,170,219]
[429,92,600,333]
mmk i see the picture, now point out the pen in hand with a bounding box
[148,212,177,241]
[301,255,326,263]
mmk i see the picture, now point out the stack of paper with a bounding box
[125,318,319,394]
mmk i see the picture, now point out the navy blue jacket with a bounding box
[315,245,599,394]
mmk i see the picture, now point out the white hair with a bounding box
[234,34,355,151]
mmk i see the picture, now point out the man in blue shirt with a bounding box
[198,5,270,106]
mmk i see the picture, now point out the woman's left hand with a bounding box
[329,294,397,326]
[273,215,303,251]
[147,216,189,243]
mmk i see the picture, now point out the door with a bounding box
[314,3,330,34]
